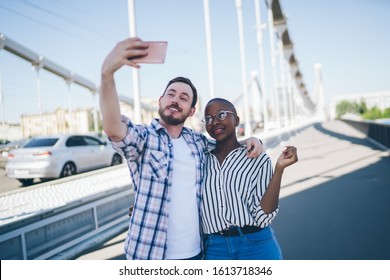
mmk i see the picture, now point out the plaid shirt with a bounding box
[110,116,208,260]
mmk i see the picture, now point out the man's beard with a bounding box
[158,107,187,125]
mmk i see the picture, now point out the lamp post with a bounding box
[254,0,269,132]
[0,71,4,127]
[65,75,74,133]
[266,0,280,130]
[203,0,215,99]
[127,0,142,124]
[235,0,251,137]
[32,57,43,118]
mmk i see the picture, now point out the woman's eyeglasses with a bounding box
[201,110,236,125]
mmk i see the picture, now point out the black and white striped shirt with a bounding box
[201,146,279,234]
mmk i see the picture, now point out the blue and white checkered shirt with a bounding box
[110,116,209,260]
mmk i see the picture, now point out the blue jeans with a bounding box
[203,226,282,260]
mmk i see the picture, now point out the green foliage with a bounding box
[362,106,382,120]
[336,99,389,121]
[336,100,367,118]
[358,100,368,114]
[383,108,390,118]
[336,101,353,118]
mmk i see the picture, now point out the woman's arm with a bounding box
[260,146,298,213]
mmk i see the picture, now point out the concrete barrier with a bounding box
[341,119,390,149]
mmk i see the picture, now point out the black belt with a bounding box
[211,225,262,237]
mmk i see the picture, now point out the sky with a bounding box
[0,0,389,123]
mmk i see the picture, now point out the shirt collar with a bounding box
[151,118,192,136]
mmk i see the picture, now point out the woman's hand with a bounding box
[276,145,298,169]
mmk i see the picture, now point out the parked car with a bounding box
[0,139,28,168]
[5,134,123,186]
[237,124,245,136]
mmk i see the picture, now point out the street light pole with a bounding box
[203,0,216,99]
[65,77,73,133]
[0,41,4,127]
[266,0,280,130]
[32,58,43,118]
[127,0,142,124]
[254,0,269,132]
[235,0,251,137]
[0,71,4,127]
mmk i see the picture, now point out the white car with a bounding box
[5,134,123,186]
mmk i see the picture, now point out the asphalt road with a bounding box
[0,168,27,193]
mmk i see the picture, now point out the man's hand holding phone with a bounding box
[102,38,167,75]
[130,41,168,64]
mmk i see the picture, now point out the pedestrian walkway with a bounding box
[73,121,390,260]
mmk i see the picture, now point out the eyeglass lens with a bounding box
[204,110,228,124]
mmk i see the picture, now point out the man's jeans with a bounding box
[203,226,282,260]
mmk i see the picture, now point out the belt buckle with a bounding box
[219,227,229,236]
[219,226,237,236]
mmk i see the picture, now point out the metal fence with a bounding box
[0,186,133,260]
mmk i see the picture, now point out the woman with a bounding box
[201,98,298,260]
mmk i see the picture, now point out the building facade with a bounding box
[21,107,100,138]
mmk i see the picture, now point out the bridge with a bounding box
[0,0,389,264]
[1,0,321,140]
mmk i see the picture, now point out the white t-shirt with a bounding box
[166,136,200,259]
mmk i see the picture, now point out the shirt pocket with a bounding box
[143,151,168,179]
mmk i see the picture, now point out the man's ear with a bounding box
[235,116,240,127]
[189,106,196,117]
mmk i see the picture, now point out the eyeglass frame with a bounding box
[201,110,236,125]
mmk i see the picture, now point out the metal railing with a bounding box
[0,167,133,260]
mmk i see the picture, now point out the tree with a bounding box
[336,100,358,118]
[382,108,390,118]
[362,106,382,120]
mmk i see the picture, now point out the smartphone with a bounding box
[131,41,168,64]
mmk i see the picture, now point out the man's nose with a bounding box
[170,97,180,105]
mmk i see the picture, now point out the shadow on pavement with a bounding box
[273,123,390,260]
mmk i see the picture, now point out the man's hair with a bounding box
[163,76,198,107]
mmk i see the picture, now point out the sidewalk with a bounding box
[74,121,390,260]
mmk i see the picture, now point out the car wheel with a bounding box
[111,153,123,166]
[60,162,76,177]
[18,179,34,186]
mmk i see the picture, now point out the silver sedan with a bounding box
[5,134,123,186]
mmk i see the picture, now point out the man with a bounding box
[100,37,263,260]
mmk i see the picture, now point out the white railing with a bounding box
[0,165,133,260]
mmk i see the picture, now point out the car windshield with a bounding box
[24,138,59,148]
